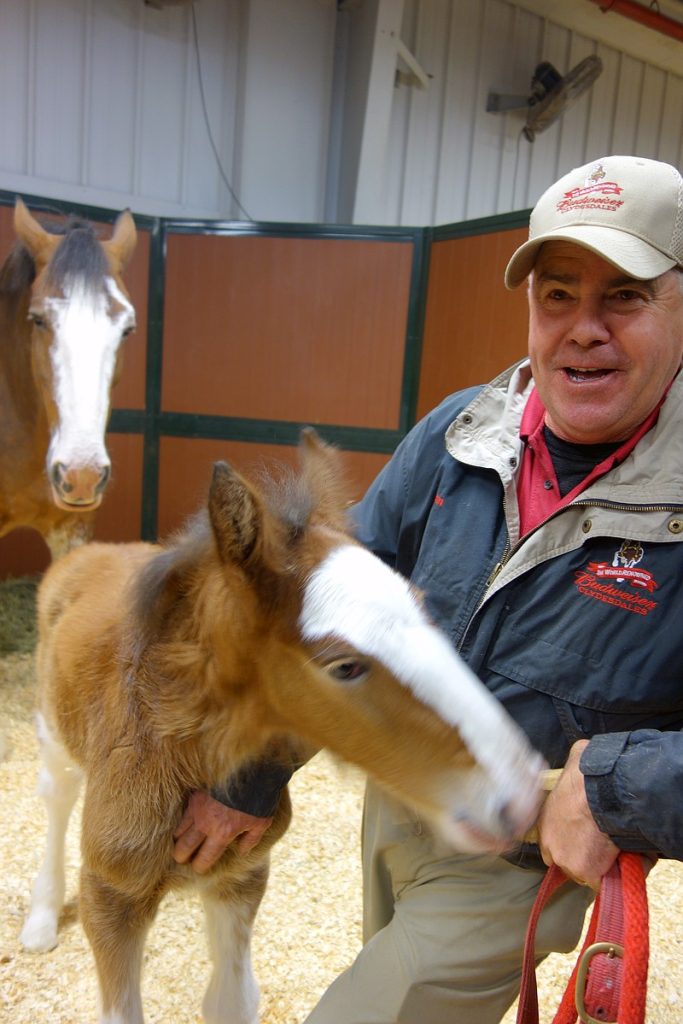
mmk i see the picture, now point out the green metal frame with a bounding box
[0,190,530,540]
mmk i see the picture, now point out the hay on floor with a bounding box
[0,576,38,656]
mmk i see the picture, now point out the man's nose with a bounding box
[568,298,611,346]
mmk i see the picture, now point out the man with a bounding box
[174,154,683,1023]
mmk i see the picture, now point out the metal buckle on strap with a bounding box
[575,941,625,1024]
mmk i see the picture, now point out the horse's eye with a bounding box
[325,658,370,684]
[122,325,135,339]
[28,312,48,329]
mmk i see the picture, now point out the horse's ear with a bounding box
[208,461,261,565]
[299,427,350,532]
[104,209,137,270]
[13,198,57,263]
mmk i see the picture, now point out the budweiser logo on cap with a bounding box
[557,162,624,212]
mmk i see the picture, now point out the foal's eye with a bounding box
[121,325,135,339]
[325,658,370,684]
[28,312,48,329]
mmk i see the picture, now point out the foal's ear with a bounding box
[208,461,261,565]
[299,427,350,532]
[104,209,137,271]
[13,198,58,263]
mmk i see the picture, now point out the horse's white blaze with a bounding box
[46,277,133,470]
[300,544,544,837]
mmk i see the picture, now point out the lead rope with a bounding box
[515,852,649,1024]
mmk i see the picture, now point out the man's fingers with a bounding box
[172,827,206,864]
[187,836,234,875]
[173,808,194,840]
[236,819,272,854]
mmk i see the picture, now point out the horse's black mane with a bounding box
[0,214,108,298]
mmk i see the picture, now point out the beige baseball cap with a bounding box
[504,154,683,289]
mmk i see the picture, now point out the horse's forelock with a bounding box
[46,219,109,290]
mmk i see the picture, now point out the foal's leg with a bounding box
[79,868,159,1024]
[21,712,83,952]
[200,868,268,1024]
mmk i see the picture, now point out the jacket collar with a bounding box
[445,360,683,507]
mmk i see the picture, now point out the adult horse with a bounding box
[0,198,137,561]
[21,430,545,1024]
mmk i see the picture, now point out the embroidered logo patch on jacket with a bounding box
[574,541,659,616]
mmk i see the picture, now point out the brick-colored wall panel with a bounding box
[162,235,413,429]
[157,436,389,540]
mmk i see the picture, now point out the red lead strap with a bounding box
[516,853,649,1024]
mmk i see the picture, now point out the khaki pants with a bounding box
[304,781,593,1024]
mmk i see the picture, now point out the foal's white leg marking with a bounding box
[200,892,260,1024]
[20,713,83,952]
[98,991,144,1024]
[100,1012,142,1024]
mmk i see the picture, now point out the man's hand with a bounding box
[172,790,273,874]
[536,740,619,890]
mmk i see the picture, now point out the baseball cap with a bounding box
[504,154,683,289]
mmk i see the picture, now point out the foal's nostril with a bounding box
[50,462,73,494]
[497,800,518,838]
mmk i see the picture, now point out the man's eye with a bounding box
[607,289,646,309]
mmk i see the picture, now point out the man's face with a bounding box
[528,242,683,444]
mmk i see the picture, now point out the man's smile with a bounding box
[564,367,615,382]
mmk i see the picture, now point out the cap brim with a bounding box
[504,225,677,289]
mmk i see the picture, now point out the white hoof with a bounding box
[20,910,59,952]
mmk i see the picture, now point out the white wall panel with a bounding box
[238,0,337,222]
[375,0,683,227]
[0,0,335,221]
[33,0,88,183]
[87,2,141,194]
[0,2,31,174]
[0,0,679,225]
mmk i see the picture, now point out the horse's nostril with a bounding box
[95,465,111,494]
[50,462,73,494]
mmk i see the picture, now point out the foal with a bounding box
[21,431,544,1024]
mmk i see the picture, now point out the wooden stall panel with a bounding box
[162,234,413,430]
[92,432,144,543]
[0,205,14,254]
[109,225,149,411]
[416,228,529,421]
[158,436,389,540]
[0,529,50,580]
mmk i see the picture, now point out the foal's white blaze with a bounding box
[300,545,544,849]
[45,277,134,474]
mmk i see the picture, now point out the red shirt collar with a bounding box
[517,385,669,537]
